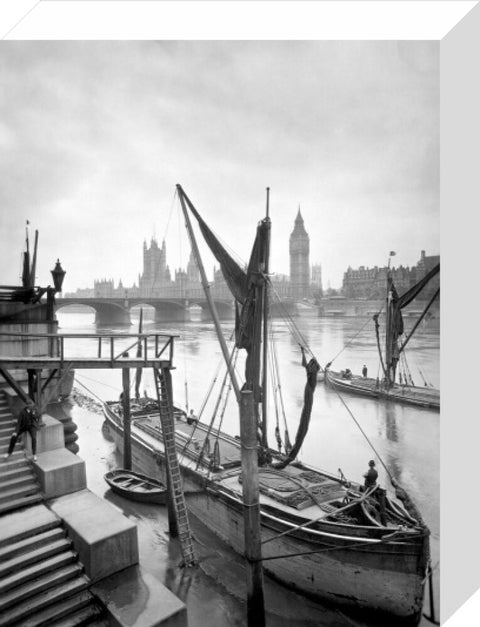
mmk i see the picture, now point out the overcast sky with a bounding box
[0,41,439,291]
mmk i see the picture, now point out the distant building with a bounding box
[139,238,171,296]
[311,264,323,295]
[289,208,310,301]
[342,251,440,300]
[94,279,115,298]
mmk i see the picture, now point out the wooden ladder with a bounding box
[153,366,196,566]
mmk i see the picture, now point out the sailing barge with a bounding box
[324,368,440,410]
[103,185,430,625]
[325,261,440,411]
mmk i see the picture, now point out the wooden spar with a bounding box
[30,230,39,289]
[239,390,265,627]
[176,184,240,402]
[0,368,31,404]
[122,367,132,470]
[261,188,270,449]
[385,274,394,386]
[399,288,439,354]
[23,223,31,288]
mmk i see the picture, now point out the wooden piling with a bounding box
[35,369,42,410]
[239,389,265,627]
[122,367,132,470]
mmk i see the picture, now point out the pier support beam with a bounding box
[94,304,131,326]
[122,368,132,470]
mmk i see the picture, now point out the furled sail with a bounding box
[274,350,320,470]
[386,263,440,382]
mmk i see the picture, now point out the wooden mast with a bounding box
[261,188,270,449]
[30,230,39,289]
[176,184,240,402]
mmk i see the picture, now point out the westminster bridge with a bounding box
[55,296,235,326]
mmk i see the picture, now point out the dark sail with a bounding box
[184,189,319,468]
[386,263,440,383]
[186,196,269,389]
[274,352,320,470]
[183,199,248,303]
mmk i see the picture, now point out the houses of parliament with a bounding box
[71,211,322,302]
[68,211,438,304]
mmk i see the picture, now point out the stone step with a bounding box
[0,551,78,596]
[0,538,72,579]
[0,465,33,483]
[0,482,39,505]
[0,563,84,612]
[0,474,37,493]
[0,503,60,548]
[17,590,96,627]
[0,445,26,456]
[0,527,65,563]
[0,456,30,474]
[48,602,105,627]
[0,425,14,435]
[0,493,43,516]
[0,575,90,626]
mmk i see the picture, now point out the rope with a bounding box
[179,338,237,460]
[195,357,232,470]
[269,324,290,453]
[163,186,177,242]
[327,315,375,367]
[74,376,108,405]
[268,280,314,359]
[258,526,415,562]
[330,385,394,484]
[75,372,120,392]
[261,484,378,546]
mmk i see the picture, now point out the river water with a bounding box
[55,309,440,626]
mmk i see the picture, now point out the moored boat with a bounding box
[324,368,440,410]
[104,468,167,504]
[102,185,431,625]
[103,398,428,624]
[324,255,440,411]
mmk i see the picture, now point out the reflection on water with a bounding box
[57,310,439,626]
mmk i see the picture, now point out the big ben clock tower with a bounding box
[289,208,310,301]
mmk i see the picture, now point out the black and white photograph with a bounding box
[0,2,477,626]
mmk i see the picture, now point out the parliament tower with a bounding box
[289,209,310,301]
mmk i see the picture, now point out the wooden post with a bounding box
[239,390,265,627]
[35,369,42,412]
[27,369,36,402]
[162,366,179,538]
[261,188,271,449]
[122,367,132,470]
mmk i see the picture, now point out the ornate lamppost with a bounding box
[46,259,66,320]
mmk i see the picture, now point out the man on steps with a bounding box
[3,404,40,462]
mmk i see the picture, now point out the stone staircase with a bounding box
[0,504,108,626]
[0,395,43,515]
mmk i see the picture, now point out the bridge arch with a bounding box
[127,299,187,323]
[56,300,131,326]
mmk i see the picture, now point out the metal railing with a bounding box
[0,332,178,366]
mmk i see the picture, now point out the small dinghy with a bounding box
[104,469,167,504]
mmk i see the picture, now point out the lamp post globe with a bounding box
[51,259,66,293]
